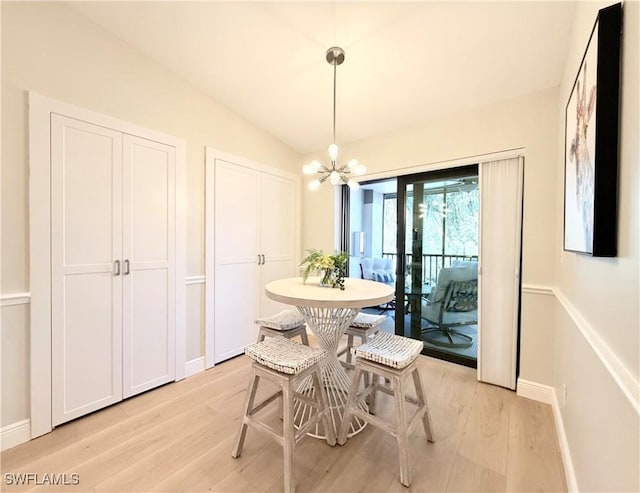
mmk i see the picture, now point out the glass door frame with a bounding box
[395,164,479,367]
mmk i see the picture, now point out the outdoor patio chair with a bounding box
[421,264,478,348]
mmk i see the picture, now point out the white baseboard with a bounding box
[516,378,554,405]
[516,379,577,492]
[184,356,205,378]
[1,419,31,451]
[550,388,578,492]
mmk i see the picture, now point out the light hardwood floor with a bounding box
[1,354,566,492]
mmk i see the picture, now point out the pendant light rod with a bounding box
[333,61,337,146]
[326,47,344,148]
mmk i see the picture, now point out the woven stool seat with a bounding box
[255,310,309,346]
[349,312,386,329]
[245,336,327,375]
[255,310,305,330]
[354,332,423,369]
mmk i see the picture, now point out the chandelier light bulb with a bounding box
[347,179,360,190]
[311,160,322,171]
[302,163,315,175]
[308,180,321,191]
[347,159,359,169]
[329,171,341,186]
[328,143,339,161]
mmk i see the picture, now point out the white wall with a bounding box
[302,86,560,386]
[553,1,639,491]
[0,2,301,428]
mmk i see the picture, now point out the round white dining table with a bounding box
[265,276,394,439]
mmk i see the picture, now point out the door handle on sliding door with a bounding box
[114,260,121,276]
[124,259,130,275]
[261,254,266,265]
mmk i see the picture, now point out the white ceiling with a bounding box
[68,1,576,154]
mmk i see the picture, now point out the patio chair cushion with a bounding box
[254,310,305,331]
[245,336,327,375]
[444,280,478,312]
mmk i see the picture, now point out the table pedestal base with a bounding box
[294,305,369,439]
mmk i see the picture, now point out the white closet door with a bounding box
[214,159,261,362]
[51,115,123,425]
[122,135,176,398]
[259,172,298,316]
[478,157,524,389]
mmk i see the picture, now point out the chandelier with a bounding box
[302,47,366,191]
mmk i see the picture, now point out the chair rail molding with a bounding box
[554,287,639,415]
[185,275,205,285]
[0,293,31,307]
[521,284,638,413]
[521,284,554,296]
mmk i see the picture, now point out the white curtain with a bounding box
[478,156,524,389]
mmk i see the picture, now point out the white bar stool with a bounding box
[255,310,309,345]
[337,332,435,488]
[232,336,336,493]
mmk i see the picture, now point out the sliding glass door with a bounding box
[395,165,479,367]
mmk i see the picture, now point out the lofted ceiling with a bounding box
[68,1,576,154]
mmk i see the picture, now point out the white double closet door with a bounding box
[51,114,175,426]
[208,153,298,364]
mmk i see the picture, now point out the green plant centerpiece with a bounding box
[300,249,348,290]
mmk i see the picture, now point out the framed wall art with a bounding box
[564,2,622,256]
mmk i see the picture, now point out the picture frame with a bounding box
[563,3,622,257]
